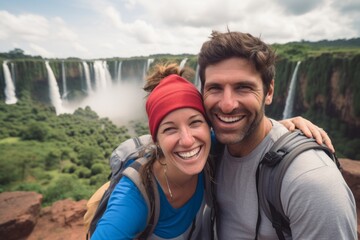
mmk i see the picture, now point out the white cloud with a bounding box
[29,43,53,57]
[105,6,123,29]
[73,42,89,53]
[0,10,49,41]
[0,0,358,58]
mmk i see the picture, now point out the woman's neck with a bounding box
[153,159,198,208]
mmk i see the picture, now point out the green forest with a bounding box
[0,93,149,206]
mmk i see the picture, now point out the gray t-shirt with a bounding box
[216,120,357,240]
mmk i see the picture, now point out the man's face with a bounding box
[202,57,273,149]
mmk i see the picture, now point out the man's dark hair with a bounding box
[198,30,276,94]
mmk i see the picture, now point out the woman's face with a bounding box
[156,108,211,176]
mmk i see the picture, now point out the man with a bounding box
[198,31,357,239]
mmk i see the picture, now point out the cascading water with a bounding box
[2,61,18,104]
[61,61,68,98]
[147,58,154,71]
[282,61,301,119]
[142,58,154,81]
[11,63,16,83]
[193,64,201,90]
[179,58,188,70]
[73,60,146,126]
[93,60,112,91]
[117,61,122,83]
[45,61,63,115]
[1,59,152,126]
[82,61,93,93]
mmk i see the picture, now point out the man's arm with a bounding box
[279,116,334,152]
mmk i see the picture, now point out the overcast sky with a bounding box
[0,0,359,59]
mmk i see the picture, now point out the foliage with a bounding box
[131,120,150,136]
[0,98,130,205]
[0,48,43,60]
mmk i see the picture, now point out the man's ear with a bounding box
[265,79,274,105]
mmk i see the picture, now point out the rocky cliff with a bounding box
[268,54,360,159]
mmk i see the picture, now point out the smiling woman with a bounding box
[90,63,211,240]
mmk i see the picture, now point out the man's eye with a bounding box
[209,86,220,91]
[237,85,252,91]
[206,85,221,92]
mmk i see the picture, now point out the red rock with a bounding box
[0,191,42,240]
[27,198,87,240]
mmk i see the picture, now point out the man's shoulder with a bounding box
[268,119,289,140]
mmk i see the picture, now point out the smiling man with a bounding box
[198,30,357,240]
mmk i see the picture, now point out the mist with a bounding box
[63,81,147,127]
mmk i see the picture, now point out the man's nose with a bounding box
[219,87,238,113]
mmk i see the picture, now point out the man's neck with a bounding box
[227,117,273,157]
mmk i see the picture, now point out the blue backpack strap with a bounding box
[256,130,340,240]
[122,157,160,239]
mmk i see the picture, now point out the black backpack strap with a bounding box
[256,130,339,240]
[207,141,224,240]
[122,157,160,239]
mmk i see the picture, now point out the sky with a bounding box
[0,0,359,59]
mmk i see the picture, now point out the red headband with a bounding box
[146,74,205,142]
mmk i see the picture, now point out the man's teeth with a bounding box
[177,147,201,159]
[218,115,241,123]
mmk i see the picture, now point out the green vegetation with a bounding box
[273,38,360,61]
[0,95,133,206]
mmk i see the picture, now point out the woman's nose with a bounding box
[179,128,195,147]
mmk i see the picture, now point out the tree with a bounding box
[21,122,49,142]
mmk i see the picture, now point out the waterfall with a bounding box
[82,61,93,93]
[147,58,154,71]
[74,60,146,126]
[45,61,63,115]
[114,61,118,80]
[193,64,201,90]
[61,61,68,98]
[11,63,16,83]
[179,58,188,70]
[2,61,18,104]
[282,61,301,119]
[142,58,154,80]
[117,61,122,83]
[93,60,112,91]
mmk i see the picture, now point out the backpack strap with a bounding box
[256,130,340,239]
[204,135,224,240]
[122,157,160,239]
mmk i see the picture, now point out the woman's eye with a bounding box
[163,127,176,133]
[190,120,203,126]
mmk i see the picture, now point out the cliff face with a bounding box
[267,54,360,159]
[296,55,360,127]
[1,54,360,158]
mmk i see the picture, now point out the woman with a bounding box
[91,63,210,239]
[90,63,334,239]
